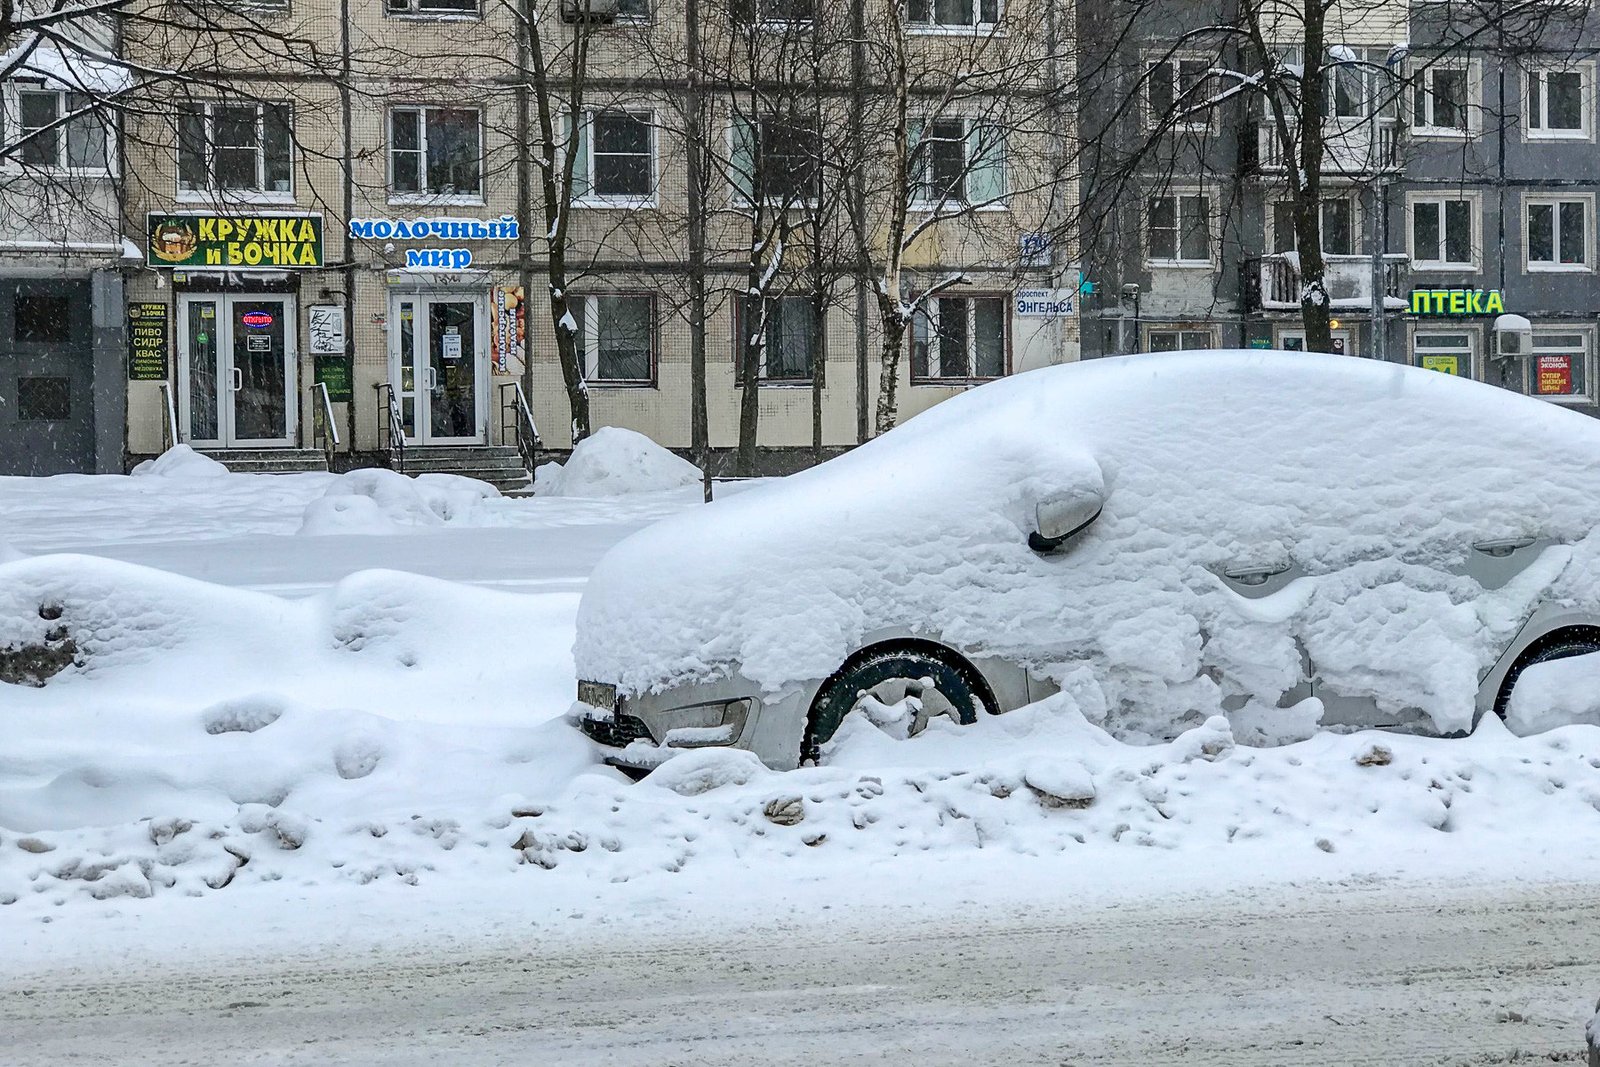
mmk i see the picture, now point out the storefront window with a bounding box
[1413,331,1474,378]
[1524,331,1592,403]
[1148,328,1214,352]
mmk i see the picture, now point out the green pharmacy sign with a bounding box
[1409,288,1506,316]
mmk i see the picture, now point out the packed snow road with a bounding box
[5,879,1598,1066]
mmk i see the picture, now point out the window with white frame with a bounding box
[1146,53,1216,130]
[1146,192,1211,265]
[1147,328,1214,352]
[385,0,476,15]
[729,0,813,24]
[389,106,482,199]
[1271,199,1355,255]
[910,117,1005,205]
[911,295,1006,380]
[1525,64,1591,139]
[571,109,654,202]
[1409,195,1477,269]
[1328,46,1398,120]
[735,296,818,382]
[1412,330,1475,378]
[1523,329,1592,402]
[908,0,997,29]
[730,115,819,203]
[575,294,653,384]
[1526,196,1591,270]
[10,88,109,171]
[1412,64,1473,134]
[178,101,290,194]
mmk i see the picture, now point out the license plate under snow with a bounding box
[578,680,617,711]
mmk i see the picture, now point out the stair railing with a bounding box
[498,381,541,477]
[156,380,180,452]
[309,381,340,468]
[375,382,405,473]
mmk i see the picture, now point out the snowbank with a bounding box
[535,427,702,497]
[298,469,498,534]
[131,445,230,480]
[577,352,1600,736]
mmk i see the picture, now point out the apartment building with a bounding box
[1077,0,1600,415]
[93,0,1079,482]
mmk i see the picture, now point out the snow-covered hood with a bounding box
[575,352,1600,733]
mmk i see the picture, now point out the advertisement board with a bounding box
[127,303,168,381]
[147,213,323,270]
[1536,354,1573,395]
[1420,354,1460,375]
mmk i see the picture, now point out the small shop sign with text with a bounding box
[147,214,323,269]
[126,303,168,381]
[1409,288,1506,316]
[1014,289,1075,319]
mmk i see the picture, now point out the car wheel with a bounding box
[802,646,996,764]
[1492,625,1600,720]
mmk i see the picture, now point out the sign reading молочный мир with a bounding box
[147,213,323,269]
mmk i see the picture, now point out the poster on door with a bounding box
[1537,354,1573,395]
[442,328,463,361]
[492,286,525,373]
[1420,355,1460,375]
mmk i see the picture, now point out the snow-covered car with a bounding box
[575,351,1600,772]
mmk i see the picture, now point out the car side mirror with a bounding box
[1030,490,1104,553]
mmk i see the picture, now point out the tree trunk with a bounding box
[736,306,763,476]
[873,297,906,437]
[811,287,825,462]
[1295,0,1333,353]
[550,287,589,444]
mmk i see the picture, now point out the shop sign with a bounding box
[1536,354,1573,395]
[315,356,353,403]
[147,213,323,269]
[1420,354,1460,375]
[241,310,273,329]
[126,302,168,381]
[1409,288,1505,316]
[492,286,525,373]
[348,216,520,271]
[308,305,345,356]
[1013,289,1074,318]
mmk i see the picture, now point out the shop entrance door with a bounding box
[178,295,297,447]
[389,294,486,445]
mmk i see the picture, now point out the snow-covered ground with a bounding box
[4,434,1600,1062]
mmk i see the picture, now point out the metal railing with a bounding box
[1255,118,1398,175]
[309,381,340,467]
[498,381,541,476]
[375,382,406,473]
[156,380,179,452]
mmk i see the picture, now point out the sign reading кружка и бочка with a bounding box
[146,213,323,269]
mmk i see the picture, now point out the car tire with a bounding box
[1492,625,1600,720]
[802,645,996,764]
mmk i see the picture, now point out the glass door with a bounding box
[179,294,296,447]
[391,294,485,445]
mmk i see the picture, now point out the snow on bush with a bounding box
[299,469,498,534]
[534,426,701,498]
[130,444,230,479]
[577,352,1600,737]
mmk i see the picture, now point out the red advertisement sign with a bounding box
[1537,354,1573,395]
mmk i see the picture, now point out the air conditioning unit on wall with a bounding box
[560,0,618,22]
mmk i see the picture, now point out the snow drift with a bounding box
[576,352,1600,736]
[535,427,702,497]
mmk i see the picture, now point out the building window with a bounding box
[1412,64,1472,134]
[1279,329,1350,354]
[1271,199,1354,255]
[912,295,1006,381]
[911,117,1005,205]
[15,89,108,170]
[385,0,476,14]
[729,0,813,24]
[1409,196,1477,269]
[735,296,818,383]
[576,295,653,384]
[178,101,291,195]
[1413,330,1474,378]
[907,0,998,28]
[389,106,482,200]
[1145,54,1216,130]
[730,116,819,204]
[16,377,71,421]
[1523,330,1592,403]
[1525,196,1591,270]
[1147,328,1213,352]
[571,110,654,202]
[13,293,71,342]
[1526,65,1591,139]
[1146,192,1211,265]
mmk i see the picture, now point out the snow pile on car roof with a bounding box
[298,469,499,535]
[535,426,702,497]
[576,352,1600,735]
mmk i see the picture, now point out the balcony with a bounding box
[1251,251,1409,312]
[1254,118,1398,176]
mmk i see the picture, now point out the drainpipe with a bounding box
[341,0,355,457]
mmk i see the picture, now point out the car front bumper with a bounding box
[577,675,818,772]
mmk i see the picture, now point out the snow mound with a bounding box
[131,445,230,479]
[1505,652,1600,734]
[299,469,498,534]
[535,427,701,497]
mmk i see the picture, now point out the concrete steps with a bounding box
[393,445,532,494]
[201,448,330,474]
